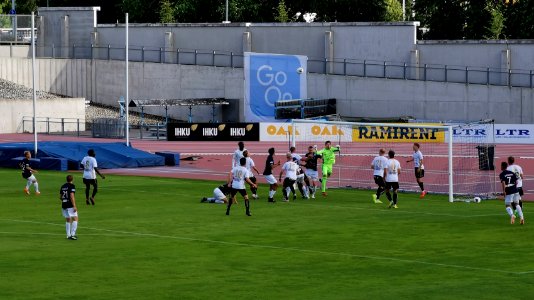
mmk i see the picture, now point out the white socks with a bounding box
[516,206,524,219]
[506,207,514,217]
[34,182,39,193]
[207,197,216,201]
[66,222,71,237]
[71,221,78,236]
[26,180,31,190]
[269,190,276,198]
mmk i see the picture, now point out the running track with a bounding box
[1,133,533,200]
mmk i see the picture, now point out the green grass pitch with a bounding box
[0,168,533,299]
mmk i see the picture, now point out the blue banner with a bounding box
[244,53,307,122]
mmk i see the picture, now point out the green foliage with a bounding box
[159,0,175,23]
[274,0,289,23]
[502,0,534,39]
[0,169,533,299]
[0,0,10,14]
[384,0,403,22]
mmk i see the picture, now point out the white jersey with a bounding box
[386,159,401,183]
[81,156,98,179]
[507,164,523,188]
[413,150,424,169]
[232,149,245,167]
[282,161,298,180]
[231,166,249,189]
[371,155,388,177]
[245,157,256,177]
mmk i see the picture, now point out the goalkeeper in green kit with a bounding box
[315,141,340,197]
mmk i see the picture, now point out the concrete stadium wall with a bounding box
[32,7,534,74]
[416,41,534,71]
[308,74,534,124]
[0,57,238,122]
[0,98,86,133]
[1,57,532,124]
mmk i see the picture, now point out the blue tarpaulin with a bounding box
[0,142,164,170]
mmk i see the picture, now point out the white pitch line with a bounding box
[0,218,527,275]
[303,203,503,218]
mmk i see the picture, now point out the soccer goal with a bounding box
[289,119,497,202]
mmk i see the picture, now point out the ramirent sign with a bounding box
[352,125,445,143]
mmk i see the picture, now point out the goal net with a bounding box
[289,119,496,202]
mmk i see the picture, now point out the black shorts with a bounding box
[283,178,296,187]
[374,175,386,187]
[83,178,97,185]
[231,188,247,197]
[518,187,524,197]
[249,176,257,184]
[415,168,425,179]
[386,182,399,190]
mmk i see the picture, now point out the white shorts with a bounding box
[62,208,78,218]
[305,169,319,181]
[505,193,520,205]
[213,188,226,200]
[26,175,37,182]
[264,174,277,185]
[296,174,305,183]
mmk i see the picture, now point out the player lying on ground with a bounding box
[280,152,298,202]
[316,141,340,197]
[201,183,231,204]
[226,157,257,216]
[500,161,525,225]
[60,175,79,240]
[371,148,388,204]
[20,150,40,195]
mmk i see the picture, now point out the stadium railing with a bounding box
[2,43,533,88]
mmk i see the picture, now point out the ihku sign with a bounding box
[244,52,308,122]
[167,123,260,141]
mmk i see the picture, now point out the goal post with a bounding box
[290,119,495,202]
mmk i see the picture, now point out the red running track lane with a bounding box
[2,133,533,199]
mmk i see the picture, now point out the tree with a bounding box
[414,0,508,40]
[503,0,534,39]
[0,0,10,14]
[274,0,289,23]
[414,0,466,39]
[384,0,403,21]
[159,0,175,23]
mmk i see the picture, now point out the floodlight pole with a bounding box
[402,0,406,21]
[31,12,38,156]
[125,13,130,146]
[225,0,229,23]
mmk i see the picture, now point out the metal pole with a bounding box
[125,13,130,146]
[402,0,406,21]
[31,12,38,156]
[448,126,454,203]
[225,0,229,23]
